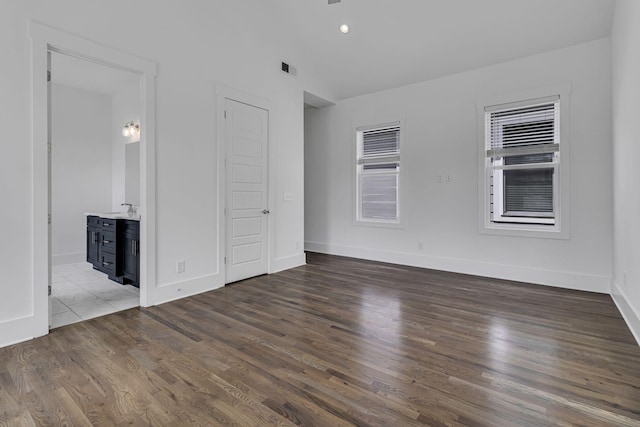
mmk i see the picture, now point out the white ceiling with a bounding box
[51,52,139,95]
[276,0,615,100]
[49,1,615,101]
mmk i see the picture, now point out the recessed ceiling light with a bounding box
[339,24,350,34]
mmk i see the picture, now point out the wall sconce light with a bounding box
[122,121,140,137]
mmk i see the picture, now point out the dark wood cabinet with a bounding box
[86,216,100,266]
[86,216,140,287]
[98,218,123,281]
[122,220,140,288]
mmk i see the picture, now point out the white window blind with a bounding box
[357,124,401,223]
[487,99,559,158]
[361,127,400,158]
[485,97,559,225]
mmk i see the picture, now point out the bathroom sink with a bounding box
[85,212,140,221]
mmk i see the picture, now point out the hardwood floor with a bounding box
[1,253,639,426]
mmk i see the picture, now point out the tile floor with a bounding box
[51,262,139,329]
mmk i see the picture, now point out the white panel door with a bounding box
[225,99,269,283]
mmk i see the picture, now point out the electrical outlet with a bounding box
[436,174,443,184]
[284,192,294,201]
[176,260,185,273]
[446,173,453,182]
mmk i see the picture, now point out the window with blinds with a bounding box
[485,96,559,225]
[356,124,401,223]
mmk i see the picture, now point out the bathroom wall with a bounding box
[125,142,140,207]
[111,79,140,211]
[51,83,113,265]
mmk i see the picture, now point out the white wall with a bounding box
[0,1,334,347]
[51,84,112,265]
[125,142,140,207]
[305,38,613,293]
[611,0,640,343]
[111,79,140,211]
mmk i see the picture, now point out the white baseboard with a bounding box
[0,315,37,349]
[154,273,225,306]
[52,252,85,266]
[611,281,640,346]
[152,252,306,306]
[271,252,306,274]
[305,241,611,294]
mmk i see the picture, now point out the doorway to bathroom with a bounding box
[31,22,157,337]
[48,52,142,328]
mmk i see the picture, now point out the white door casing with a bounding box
[47,51,52,327]
[225,99,269,283]
[30,22,157,339]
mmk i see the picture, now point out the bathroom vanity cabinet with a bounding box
[86,216,100,267]
[86,215,140,287]
[122,220,140,288]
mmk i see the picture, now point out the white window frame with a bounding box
[477,85,571,239]
[354,121,404,228]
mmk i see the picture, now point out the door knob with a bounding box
[262,209,270,214]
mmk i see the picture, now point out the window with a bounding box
[479,88,569,238]
[486,97,559,225]
[356,123,401,225]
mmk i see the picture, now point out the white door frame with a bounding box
[215,85,274,283]
[30,22,157,337]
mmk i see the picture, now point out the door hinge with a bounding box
[48,213,51,224]
[47,70,51,82]
[47,143,51,153]
[48,284,52,296]
[224,256,227,264]
[224,110,227,119]
[224,207,227,216]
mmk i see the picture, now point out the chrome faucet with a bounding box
[121,203,134,215]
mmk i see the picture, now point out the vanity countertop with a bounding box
[85,212,141,221]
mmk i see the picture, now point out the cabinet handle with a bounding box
[102,222,110,227]
[131,240,135,256]
[134,240,138,256]
[102,261,111,266]
[103,240,111,244]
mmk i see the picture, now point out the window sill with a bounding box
[354,219,405,230]
[493,216,554,225]
[480,222,569,240]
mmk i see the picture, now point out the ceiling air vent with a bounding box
[281,61,297,77]
[329,0,341,4]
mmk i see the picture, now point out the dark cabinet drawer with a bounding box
[99,218,117,229]
[100,231,117,254]
[99,252,117,275]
